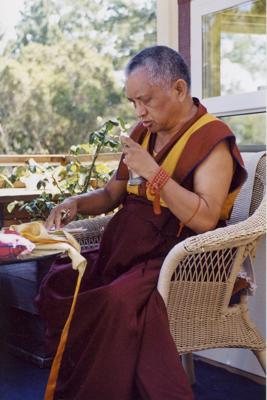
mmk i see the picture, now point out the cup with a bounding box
[128,170,145,186]
[120,133,145,185]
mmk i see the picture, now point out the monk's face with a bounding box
[125,67,186,134]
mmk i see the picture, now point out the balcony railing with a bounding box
[0,152,122,227]
[0,153,121,166]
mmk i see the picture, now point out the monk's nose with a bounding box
[136,103,147,118]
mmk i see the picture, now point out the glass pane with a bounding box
[221,113,266,145]
[202,0,266,97]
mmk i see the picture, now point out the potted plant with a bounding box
[6,118,125,224]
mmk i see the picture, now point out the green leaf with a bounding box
[105,120,118,131]
[26,158,39,173]
[0,174,13,188]
[106,138,119,148]
[70,145,78,154]
[37,178,48,190]
[117,117,126,130]
[7,201,23,213]
[78,143,92,153]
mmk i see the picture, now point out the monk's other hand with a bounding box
[45,197,78,230]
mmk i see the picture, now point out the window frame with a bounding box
[190,0,266,117]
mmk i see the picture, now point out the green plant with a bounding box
[0,173,13,188]
[7,118,125,220]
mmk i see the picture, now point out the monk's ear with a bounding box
[173,79,188,101]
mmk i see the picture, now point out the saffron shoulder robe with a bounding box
[36,99,247,400]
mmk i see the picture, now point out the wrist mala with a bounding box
[146,167,170,215]
[177,194,201,238]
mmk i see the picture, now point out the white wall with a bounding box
[157,0,178,50]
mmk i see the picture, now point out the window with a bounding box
[191,0,266,147]
[221,113,265,146]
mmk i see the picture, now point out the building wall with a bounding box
[157,0,178,50]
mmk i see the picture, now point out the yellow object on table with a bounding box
[10,221,86,276]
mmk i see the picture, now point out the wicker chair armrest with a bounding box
[157,198,266,305]
[157,242,189,304]
[184,197,265,254]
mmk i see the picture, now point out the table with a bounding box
[0,253,60,368]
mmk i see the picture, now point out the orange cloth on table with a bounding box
[10,221,86,275]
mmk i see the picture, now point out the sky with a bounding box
[0,0,154,50]
[0,0,25,46]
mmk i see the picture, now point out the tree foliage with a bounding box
[12,0,156,66]
[0,0,156,154]
[222,114,265,146]
[0,41,123,153]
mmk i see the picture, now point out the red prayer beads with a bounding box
[146,167,170,215]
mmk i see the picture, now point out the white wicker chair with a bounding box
[68,152,266,382]
[157,152,266,381]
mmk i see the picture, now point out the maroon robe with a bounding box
[36,99,246,400]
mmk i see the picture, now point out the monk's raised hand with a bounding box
[121,135,158,181]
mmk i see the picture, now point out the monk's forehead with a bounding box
[125,68,154,98]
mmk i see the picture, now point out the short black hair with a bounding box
[125,45,191,88]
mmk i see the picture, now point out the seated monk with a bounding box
[38,45,247,400]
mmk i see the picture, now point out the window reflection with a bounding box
[202,0,266,97]
[221,113,266,145]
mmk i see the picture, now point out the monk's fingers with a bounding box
[123,153,130,165]
[57,207,74,227]
[44,207,59,230]
[44,213,54,230]
[45,206,70,230]
[124,149,137,163]
[123,154,136,172]
[120,135,140,150]
[54,208,69,229]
